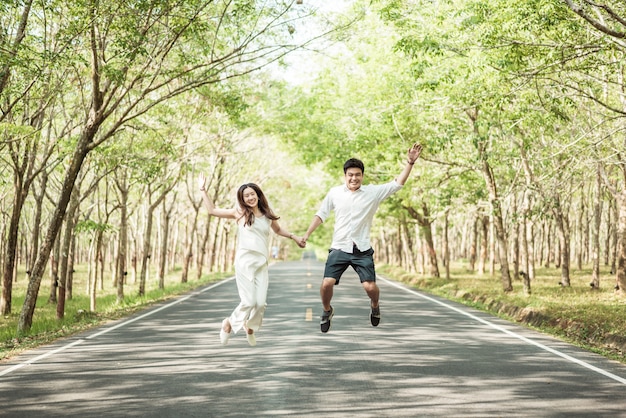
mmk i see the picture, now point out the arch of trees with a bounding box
[2,0,625,338]
[0,0,341,335]
[261,0,626,296]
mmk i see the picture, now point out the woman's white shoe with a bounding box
[220,319,231,345]
[246,332,256,346]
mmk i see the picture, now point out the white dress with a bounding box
[228,215,270,334]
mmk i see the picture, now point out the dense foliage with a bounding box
[261,0,626,297]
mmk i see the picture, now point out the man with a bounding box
[302,143,423,333]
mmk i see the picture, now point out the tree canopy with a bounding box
[1,0,626,336]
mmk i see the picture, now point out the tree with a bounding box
[15,0,334,333]
[0,0,84,314]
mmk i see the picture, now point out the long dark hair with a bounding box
[237,183,279,226]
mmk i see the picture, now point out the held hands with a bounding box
[407,143,423,165]
[291,235,307,248]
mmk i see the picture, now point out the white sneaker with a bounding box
[220,319,231,345]
[246,332,256,346]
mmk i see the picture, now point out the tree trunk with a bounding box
[0,122,43,314]
[28,172,47,275]
[159,198,175,289]
[223,225,234,272]
[604,197,612,267]
[489,214,496,276]
[17,140,91,334]
[57,185,80,319]
[512,196,520,281]
[197,217,212,280]
[422,222,439,278]
[139,188,169,296]
[577,187,585,270]
[552,193,571,287]
[67,218,78,300]
[48,233,60,304]
[90,228,104,312]
[478,215,489,275]
[521,190,532,295]
[395,223,403,266]
[404,203,439,278]
[443,209,450,280]
[468,108,509,287]
[481,159,512,292]
[522,215,532,296]
[615,189,626,294]
[199,165,225,276]
[115,174,129,303]
[209,218,222,273]
[469,215,477,271]
[590,165,602,289]
[139,205,154,296]
[181,206,200,284]
[524,189,536,280]
[610,199,618,275]
[544,220,552,268]
[401,217,416,273]
[0,180,27,314]
[379,229,389,264]
[555,229,562,269]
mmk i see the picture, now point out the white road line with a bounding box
[380,276,626,385]
[0,339,84,377]
[5,274,624,386]
[0,277,235,378]
[86,278,234,340]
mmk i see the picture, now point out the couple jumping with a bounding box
[199,143,423,345]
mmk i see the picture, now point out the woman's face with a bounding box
[242,187,259,208]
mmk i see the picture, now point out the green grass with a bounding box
[1,266,231,360]
[379,263,626,364]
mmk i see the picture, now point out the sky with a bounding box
[271,0,356,85]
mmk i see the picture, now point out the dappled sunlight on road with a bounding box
[1,259,625,417]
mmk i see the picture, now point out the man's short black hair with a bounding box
[343,158,364,174]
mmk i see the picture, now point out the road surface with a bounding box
[1,256,625,417]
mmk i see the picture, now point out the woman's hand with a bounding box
[198,173,207,191]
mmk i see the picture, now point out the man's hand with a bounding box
[407,143,423,165]
[295,236,307,248]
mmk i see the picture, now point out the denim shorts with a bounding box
[323,245,376,285]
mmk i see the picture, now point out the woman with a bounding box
[198,174,305,346]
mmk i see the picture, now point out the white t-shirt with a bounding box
[315,180,402,253]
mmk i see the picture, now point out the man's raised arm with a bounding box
[396,143,423,186]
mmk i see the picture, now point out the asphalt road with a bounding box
[1,256,626,417]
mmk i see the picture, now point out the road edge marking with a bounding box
[0,276,236,377]
[379,275,626,386]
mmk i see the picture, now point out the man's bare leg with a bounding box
[363,281,381,326]
[362,281,379,308]
[320,278,337,333]
[320,277,336,311]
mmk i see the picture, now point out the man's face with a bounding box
[344,167,363,192]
